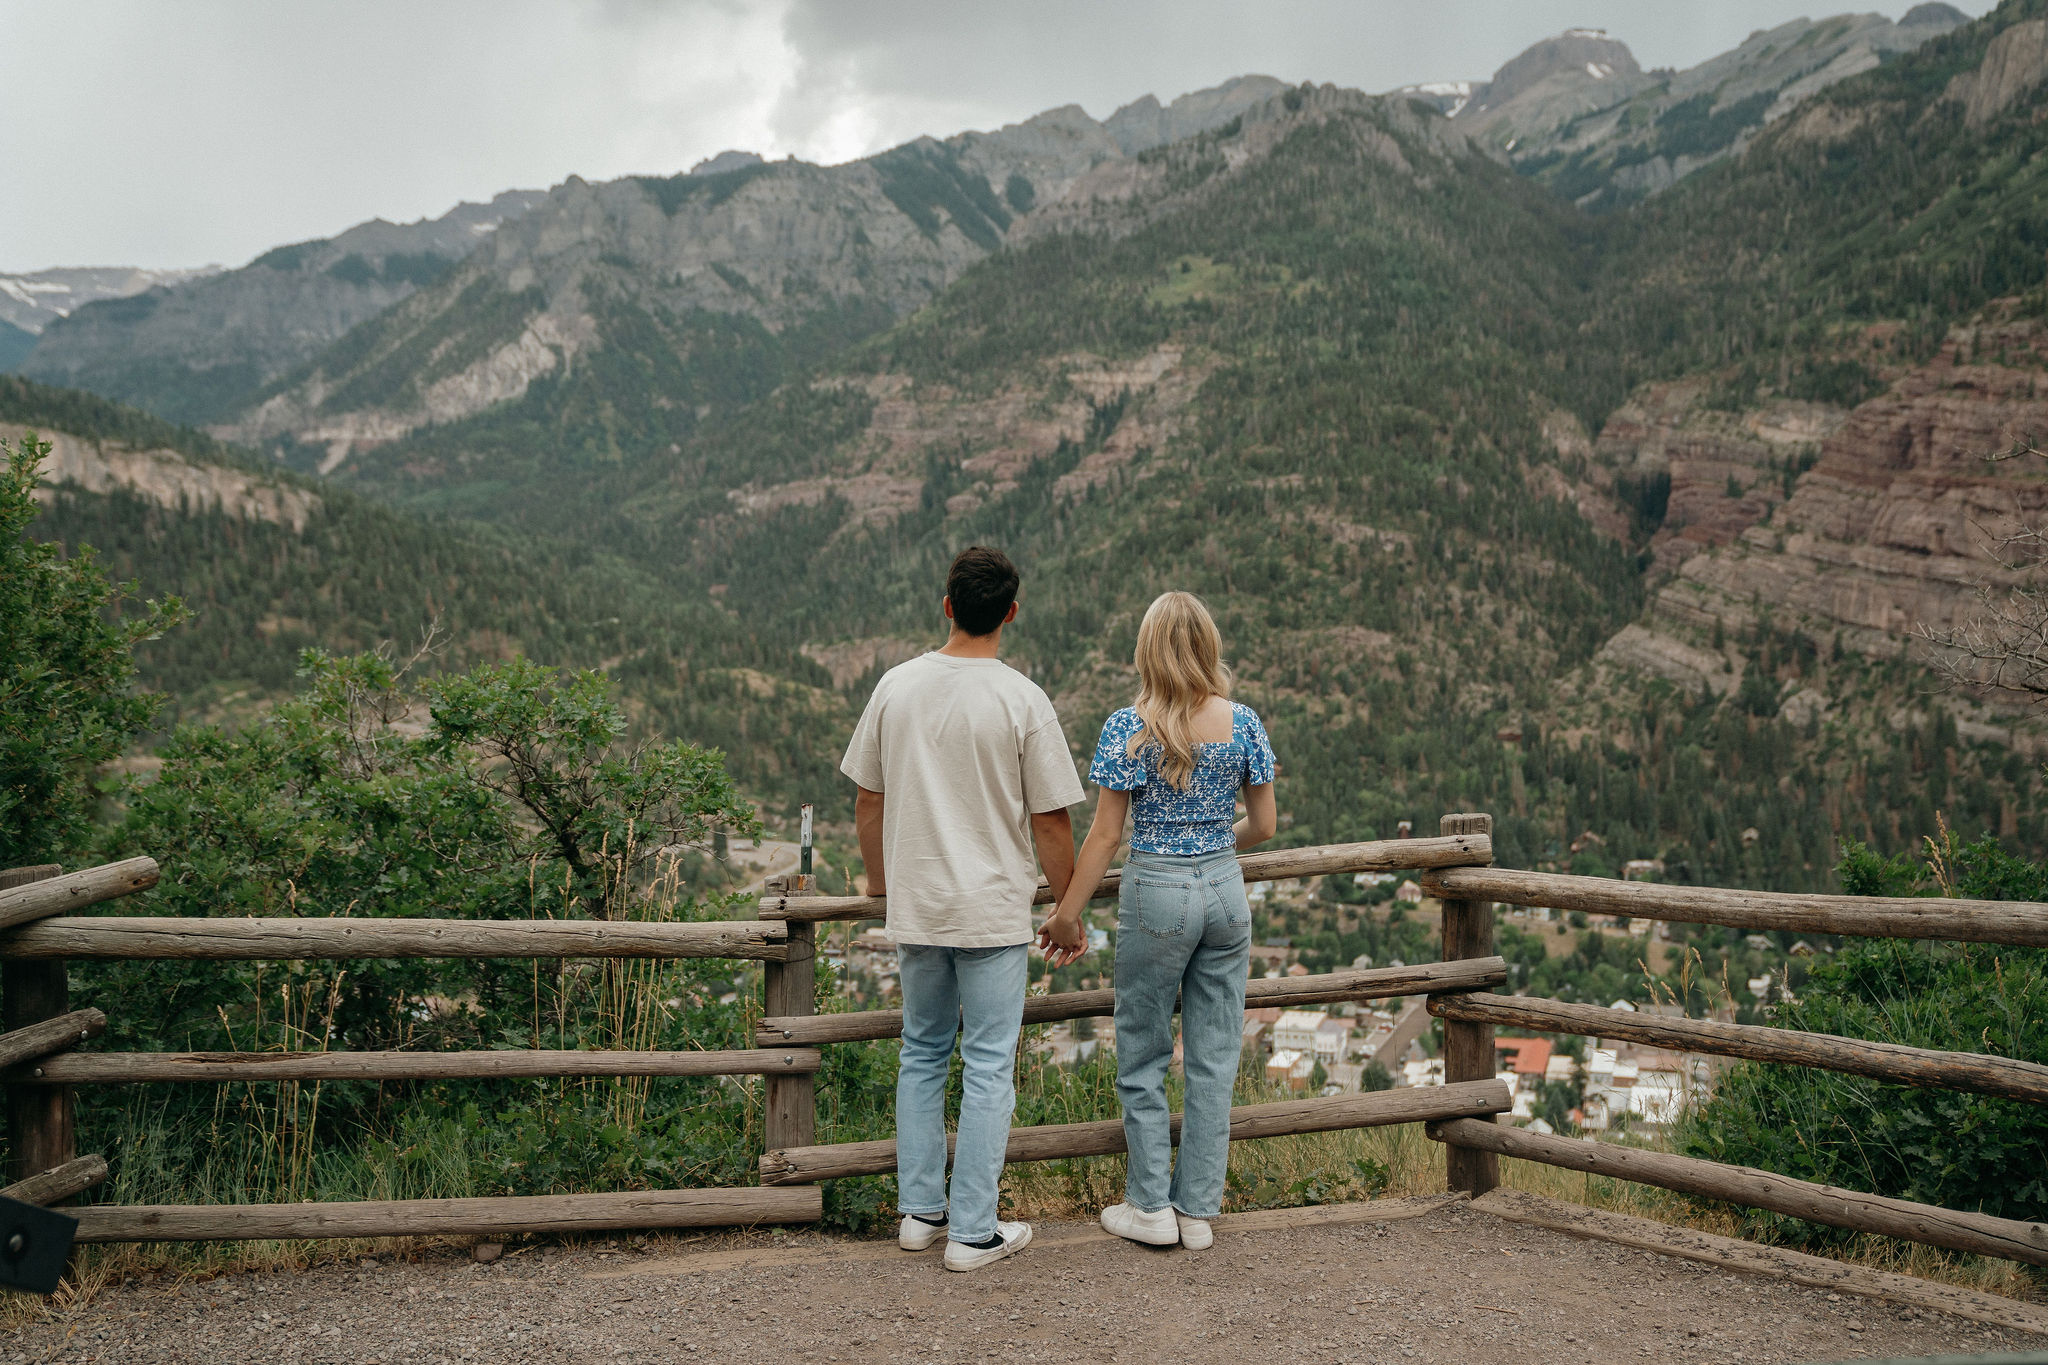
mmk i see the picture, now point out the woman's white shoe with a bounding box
[1174,1214,1213,1250]
[898,1214,947,1251]
[1099,1202,1180,1246]
[942,1221,1033,1272]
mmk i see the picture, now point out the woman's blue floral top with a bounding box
[1087,702,1277,855]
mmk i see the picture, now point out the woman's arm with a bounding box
[1038,787,1129,967]
[1234,781,1276,850]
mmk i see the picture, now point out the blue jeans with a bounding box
[895,942,1028,1244]
[1113,849,1251,1219]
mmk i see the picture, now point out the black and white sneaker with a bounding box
[942,1221,1033,1272]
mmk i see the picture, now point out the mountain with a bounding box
[1402,6,1971,208]
[0,265,223,373]
[18,191,547,425]
[207,77,1287,487]
[3,374,852,795]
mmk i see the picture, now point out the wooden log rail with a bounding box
[0,916,795,961]
[0,858,158,932]
[1,1155,108,1206]
[0,1008,106,1071]
[1421,867,2048,948]
[762,1079,1512,1184]
[1430,993,2048,1106]
[70,1186,823,1244]
[13,1047,822,1085]
[1427,1118,2048,1268]
[759,833,1494,923]
[758,956,1507,1046]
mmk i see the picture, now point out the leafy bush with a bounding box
[1678,830,2048,1235]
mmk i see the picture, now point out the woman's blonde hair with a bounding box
[1128,591,1232,790]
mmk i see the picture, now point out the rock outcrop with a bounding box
[8,421,319,532]
[1606,320,2048,689]
[1945,17,2048,127]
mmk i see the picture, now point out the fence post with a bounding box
[2,865,76,1187]
[1437,813,1498,1197]
[761,868,817,1153]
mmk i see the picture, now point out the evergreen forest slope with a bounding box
[18,1,2048,892]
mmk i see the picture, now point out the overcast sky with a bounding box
[2,0,1995,272]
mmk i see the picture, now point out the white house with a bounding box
[1273,1009,1328,1055]
[1313,1017,1350,1065]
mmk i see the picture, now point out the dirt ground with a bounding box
[8,1198,2044,1365]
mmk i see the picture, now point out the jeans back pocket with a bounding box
[1125,874,1193,938]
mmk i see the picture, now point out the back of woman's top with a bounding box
[1087,702,1276,856]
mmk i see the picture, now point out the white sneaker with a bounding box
[1099,1202,1180,1246]
[899,1214,947,1251]
[943,1221,1032,1272]
[1175,1214,1213,1250]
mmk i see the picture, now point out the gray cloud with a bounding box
[0,0,1995,271]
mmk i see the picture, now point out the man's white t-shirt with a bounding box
[840,652,1085,948]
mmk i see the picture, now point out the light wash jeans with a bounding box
[895,942,1028,1245]
[1113,848,1252,1219]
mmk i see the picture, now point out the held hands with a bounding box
[1037,906,1087,968]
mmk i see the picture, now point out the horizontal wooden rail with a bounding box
[0,858,157,931]
[1427,1118,2048,1268]
[758,956,1506,1046]
[1,1155,108,1207]
[1421,868,2048,947]
[71,1185,822,1244]
[761,1078,1511,1184]
[0,1008,106,1071]
[0,916,794,962]
[1430,993,2048,1106]
[13,1047,821,1085]
[760,833,1493,923]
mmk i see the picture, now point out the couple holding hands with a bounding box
[842,546,1276,1272]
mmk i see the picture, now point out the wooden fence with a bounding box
[4,812,2045,1273]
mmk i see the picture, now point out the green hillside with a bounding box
[3,376,852,797]
[19,1,2047,890]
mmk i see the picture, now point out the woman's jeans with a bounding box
[895,942,1028,1245]
[1114,848,1252,1219]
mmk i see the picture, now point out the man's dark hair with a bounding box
[946,545,1020,637]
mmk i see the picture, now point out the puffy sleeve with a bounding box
[1240,706,1277,786]
[1088,709,1145,791]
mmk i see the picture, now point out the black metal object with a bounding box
[0,1194,76,1294]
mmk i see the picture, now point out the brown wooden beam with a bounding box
[0,859,157,932]
[760,833,1494,923]
[71,1186,822,1243]
[0,916,794,961]
[1428,1118,2048,1267]
[0,1155,107,1206]
[761,1078,1511,1185]
[0,1008,106,1072]
[1436,813,1499,1198]
[1421,867,2048,948]
[14,1047,821,1084]
[1430,992,2048,1106]
[757,957,1508,1046]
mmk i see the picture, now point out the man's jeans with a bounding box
[895,942,1028,1245]
[1113,849,1252,1219]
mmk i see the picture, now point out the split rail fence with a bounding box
[3,811,2045,1273]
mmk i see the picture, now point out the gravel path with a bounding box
[9,1199,2044,1364]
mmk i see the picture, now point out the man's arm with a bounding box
[1030,807,1076,905]
[855,786,886,896]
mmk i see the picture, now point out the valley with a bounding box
[9,1,2048,894]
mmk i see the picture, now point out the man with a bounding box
[841,545,1085,1272]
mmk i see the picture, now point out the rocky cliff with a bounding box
[1599,317,2048,729]
[20,191,546,425]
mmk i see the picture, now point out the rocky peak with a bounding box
[1474,29,1642,113]
[690,150,765,177]
[1101,75,1289,154]
[1901,3,1969,28]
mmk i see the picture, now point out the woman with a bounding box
[1038,591,1276,1251]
